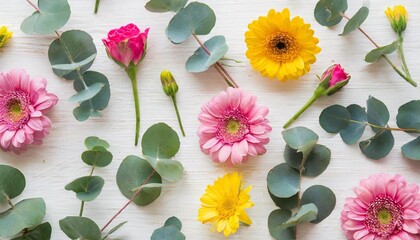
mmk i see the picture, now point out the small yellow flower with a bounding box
[385,5,408,34]
[198,172,254,237]
[0,26,12,48]
[245,9,321,81]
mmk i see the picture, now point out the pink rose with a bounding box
[102,23,149,68]
[321,64,350,87]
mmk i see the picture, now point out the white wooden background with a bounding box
[1,0,420,239]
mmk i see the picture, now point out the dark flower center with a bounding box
[276,42,286,50]
[365,196,403,237]
[264,32,300,63]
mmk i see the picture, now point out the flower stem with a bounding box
[171,96,185,137]
[79,166,95,217]
[283,94,318,129]
[94,0,100,14]
[100,170,156,232]
[340,12,417,87]
[397,33,414,85]
[192,34,239,88]
[126,67,140,146]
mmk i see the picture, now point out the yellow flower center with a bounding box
[218,196,238,218]
[7,99,23,122]
[377,208,392,225]
[226,119,240,134]
[264,32,300,63]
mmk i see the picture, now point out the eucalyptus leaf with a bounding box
[284,145,331,177]
[314,0,348,26]
[402,137,420,160]
[339,7,369,36]
[365,41,398,63]
[84,136,110,150]
[59,216,101,240]
[301,185,336,223]
[81,146,113,167]
[282,127,319,161]
[68,82,104,103]
[186,35,228,72]
[367,96,389,133]
[267,163,300,198]
[73,71,111,121]
[0,165,25,204]
[142,156,184,182]
[164,216,182,231]
[48,30,96,79]
[103,221,127,240]
[12,222,52,240]
[116,155,162,206]
[65,176,105,202]
[319,105,350,133]
[0,198,46,238]
[268,209,295,240]
[131,183,163,192]
[165,2,216,43]
[397,100,420,132]
[151,226,185,240]
[21,0,70,35]
[52,54,97,76]
[339,104,367,144]
[268,190,298,210]
[145,0,188,13]
[282,203,318,228]
[142,123,180,159]
[360,130,394,160]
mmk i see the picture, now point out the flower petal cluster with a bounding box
[385,5,408,34]
[0,69,58,153]
[341,173,420,240]
[0,26,12,48]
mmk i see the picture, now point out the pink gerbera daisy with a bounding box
[198,87,271,165]
[341,173,420,240]
[0,69,58,153]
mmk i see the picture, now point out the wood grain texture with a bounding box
[1,0,420,239]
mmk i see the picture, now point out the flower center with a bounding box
[218,196,238,218]
[365,196,403,237]
[216,110,249,144]
[0,91,31,130]
[264,32,300,63]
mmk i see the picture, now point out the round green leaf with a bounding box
[301,185,336,224]
[65,176,105,202]
[116,155,162,206]
[84,136,110,150]
[282,203,318,227]
[319,105,351,133]
[283,144,302,170]
[268,209,294,240]
[339,104,367,144]
[0,198,46,238]
[268,190,298,210]
[59,216,101,240]
[48,30,97,79]
[164,216,182,231]
[359,130,394,160]
[145,0,187,13]
[151,226,185,240]
[267,163,300,198]
[186,35,228,73]
[142,123,180,159]
[155,159,184,182]
[165,2,216,44]
[367,96,389,132]
[81,147,113,167]
[402,137,420,160]
[302,144,331,177]
[314,0,348,26]
[21,0,70,35]
[339,7,369,36]
[365,41,399,63]
[0,165,26,204]
[12,222,52,240]
[68,82,104,103]
[397,100,420,132]
[282,126,319,161]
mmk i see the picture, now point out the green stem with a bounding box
[79,166,95,217]
[171,96,185,137]
[126,66,140,146]
[350,120,420,133]
[397,34,415,87]
[94,0,100,13]
[283,94,319,129]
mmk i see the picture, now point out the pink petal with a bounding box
[218,145,231,163]
[1,130,15,149]
[27,118,43,131]
[227,87,241,109]
[353,228,370,239]
[230,142,243,164]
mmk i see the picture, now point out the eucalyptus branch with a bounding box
[94,0,100,14]
[79,166,96,217]
[350,120,420,133]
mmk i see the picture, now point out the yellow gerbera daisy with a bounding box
[0,26,12,48]
[385,5,408,34]
[245,8,321,81]
[198,172,254,237]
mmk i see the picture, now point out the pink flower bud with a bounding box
[321,64,350,87]
[102,23,149,68]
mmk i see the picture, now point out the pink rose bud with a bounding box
[322,64,350,87]
[102,23,149,68]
